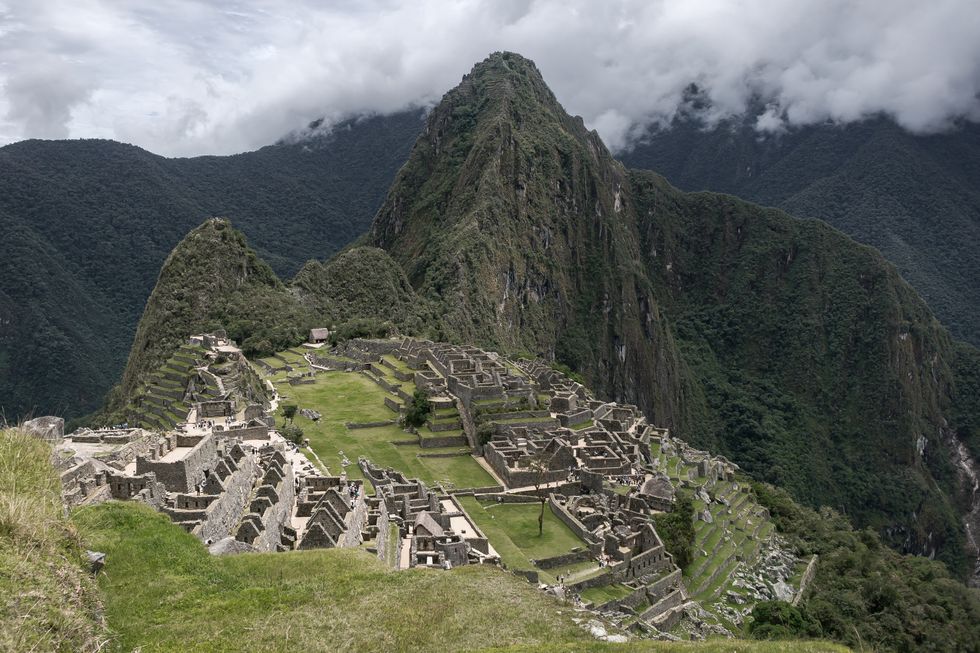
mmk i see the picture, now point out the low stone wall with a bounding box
[641,589,684,624]
[426,418,462,433]
[374,501,391,562]
[600,585,649,611]
[533,548,592,570]
[456,484,504,495]
[384,396,403,412]
[419,434,467,449]
[567,567,620,593]
[252,460,295,552]
[646,568,682,602]
[478,409,551,421]
[224,425,270,441]
[793,555,819,606]
[558,409,592,428]
[337,492,369,548]
[493,418,559,432]
[471,493,539,504]
[549,496,599,544]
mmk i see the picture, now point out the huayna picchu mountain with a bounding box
[368,52,980,579]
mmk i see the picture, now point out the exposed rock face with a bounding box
[369,51,980,574]
[23,416,64,443]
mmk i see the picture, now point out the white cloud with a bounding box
[0,0,977,156]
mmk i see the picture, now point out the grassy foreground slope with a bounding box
[0,429,103,652]
[74,502,593,652]
[73,501,847,653]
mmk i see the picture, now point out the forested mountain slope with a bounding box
[0,110,422,420]
[369,52,980,578]
[619,114,980,348]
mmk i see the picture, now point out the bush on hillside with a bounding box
[653,491,696,569]
[402,389,431,428]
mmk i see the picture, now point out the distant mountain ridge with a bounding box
[619,113,980,348]
[0,110,423,420]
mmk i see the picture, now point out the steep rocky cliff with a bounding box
[370,52,980,576]
[371,52,703,436]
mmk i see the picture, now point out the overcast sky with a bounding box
[1,0,978,156]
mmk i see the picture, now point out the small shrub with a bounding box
[280,423,304,444]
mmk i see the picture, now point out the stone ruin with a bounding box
[310,337,749,632]
[360,459,499,569]
[42,332,789,639]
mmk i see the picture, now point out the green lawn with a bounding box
[73,502,595,653]
[579,583,633,606]
[458,497,586,582]
[272,370,493,489]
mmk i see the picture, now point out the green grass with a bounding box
[0,429,103,652]
[272,370,493,489]
[457,497,586,581]
[579,583,633,605]
[73,501,597,653]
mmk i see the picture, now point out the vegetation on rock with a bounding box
[751,481,980,651]
[620,112,980,349]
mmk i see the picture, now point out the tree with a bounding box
[526,450,556,536]
[402,389,431,428]
[280,403,297,425]
[653,491,696,569]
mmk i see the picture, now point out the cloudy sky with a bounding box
[1,0,978,156]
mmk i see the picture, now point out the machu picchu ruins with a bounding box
[46,331,805,639]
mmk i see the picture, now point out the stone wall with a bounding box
[374,499,391,562]
[195,453,259,543]
[533,548,593,570]
[251,458,295,552]
[137,433,218,493]
[549,496,599,545]
[337,492,369,548]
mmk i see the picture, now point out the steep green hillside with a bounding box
[0,210,123,418]
[0,429,104,652]
[100,218,314,421]
[629,172,974,569]
[619,115,980,348]
[0,110,422,421]
[752,482,980,651]
[292,245,434,335]
[368,52,980,575]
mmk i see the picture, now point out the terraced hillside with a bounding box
[126,337,271,431]
[651,441,796,631]
[126,343,206,430]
